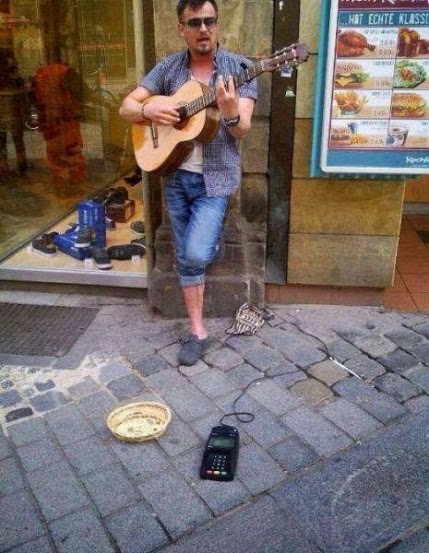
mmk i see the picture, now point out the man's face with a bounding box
[178,1,219,57]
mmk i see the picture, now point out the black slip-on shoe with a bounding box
[107,243,146,261]
[178,334,209,366]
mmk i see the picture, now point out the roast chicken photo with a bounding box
[337,30,376,57]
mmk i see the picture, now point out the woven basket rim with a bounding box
[106,401,171,442]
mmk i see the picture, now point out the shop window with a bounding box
[0,0,137,260]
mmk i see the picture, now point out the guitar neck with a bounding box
[185,60,263,118]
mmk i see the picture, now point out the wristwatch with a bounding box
[223,114,240,127]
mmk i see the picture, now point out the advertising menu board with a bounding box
[320,0,429,174]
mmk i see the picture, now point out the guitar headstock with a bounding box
[261,43,309,73]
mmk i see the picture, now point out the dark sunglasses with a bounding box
[181,17,218,29]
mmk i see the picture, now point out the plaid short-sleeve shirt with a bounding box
[140,46,258,197]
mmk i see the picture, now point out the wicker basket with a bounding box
[106,401,171,442]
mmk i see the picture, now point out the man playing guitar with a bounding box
[119,0,257,365]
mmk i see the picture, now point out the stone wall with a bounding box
[148,0,273,317]
[288,0,404,288]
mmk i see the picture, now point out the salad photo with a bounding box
[393,60,427,88]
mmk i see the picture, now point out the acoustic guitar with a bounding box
[132,43,309,176]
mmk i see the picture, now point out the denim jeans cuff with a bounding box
[179,273,205,287]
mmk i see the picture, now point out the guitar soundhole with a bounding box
[175,105,189,129]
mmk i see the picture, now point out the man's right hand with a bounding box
[142,102,181,125]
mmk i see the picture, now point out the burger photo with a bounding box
[391,92,427,118]
[335,61,369,89]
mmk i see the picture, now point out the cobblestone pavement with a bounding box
[2,290,429,552]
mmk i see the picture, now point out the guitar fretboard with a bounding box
[184,60,263,118]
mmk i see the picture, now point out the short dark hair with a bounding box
[177,0,218,20]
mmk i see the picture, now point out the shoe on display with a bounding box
[130,220,145,236]
[74,227,95,248]
[107,242,146,260]
[31,233,58,257]
[131,237,146,248]
[91,246,112,270]
[106,216,116,230]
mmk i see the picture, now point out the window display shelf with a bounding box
[0,189,147,289]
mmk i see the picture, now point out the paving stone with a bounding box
[45,404,96,445]
[67,376,100,399]
[7,417,50,447]
[133,353,170,376]
[272,370,308,388]
[243,345,288,372]
[271,411,429,553]
[385,328,426,351]
[411,342,429,365]
[49,507,115,553]
[342,354,386,381]
[326,338,362,362]
[28,460,91,521]
[247,379,303,415]
[405,395,429,414]
[106,374,146,400]
[77,390,117,439]
[225,334,264,355]
[158,495,319,553]
[29,391,70,413]
[203,347,244,371]
[413,321,429,339]
[226,363,264,388]
[34,380,55,392]
[109,439,172,482]
[373,373,421,402]
[105,501,169,553]
[320,398,383,440]
[307,359,349,386]
[162,383,215,421]
[194,476,252,516]
[360,395,408,425]
[190,369,236,398]
[290,379,333,405]
[0,434,12,460]
[377,348,420,374]
[6,536,54,552]
[283,406,353,457]
[0,457,26,495]
[0,389,21,407]
[236,442,286,494]
[0,490,45,551]
[178,358,210,377]
[63,434,117,475]
[157,415,201,456]
[16,436,64,472]
[333,377,379,402]
[5,407,34,423]
[97,359,133,384]
[269,435,320,472]
[158,342,182,367]
[403,365,429,394]
[82,464,140,517]
[138,470,212,540]
[389,528,429,552]
[145,368,187,393]
[353,334,396,358]
[239,407,294,448]
[284,345,327,369]
[258,326,309,353]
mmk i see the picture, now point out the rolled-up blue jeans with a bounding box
[165,169,228,287]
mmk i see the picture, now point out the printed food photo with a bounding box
[391,92,427,118]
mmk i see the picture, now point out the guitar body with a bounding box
[132,80,220,176]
